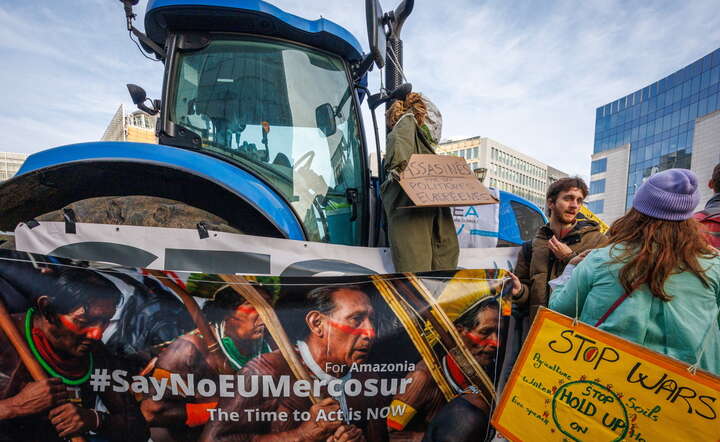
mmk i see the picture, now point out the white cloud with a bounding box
[1,0,720,182]
[380,0,720,176]
[0,114,105,153]
[0,1,162,154]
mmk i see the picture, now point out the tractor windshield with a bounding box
[170,36,366,244]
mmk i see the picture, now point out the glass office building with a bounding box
[590,48,720,219]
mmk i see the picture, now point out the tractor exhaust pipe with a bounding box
[384,1,414,95]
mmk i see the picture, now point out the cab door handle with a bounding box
[346,188,358,221]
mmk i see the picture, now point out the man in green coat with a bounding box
[381,93,459,273]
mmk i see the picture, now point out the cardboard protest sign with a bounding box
[0,249,510,441]
[492,307,720,442]
[399,154,498,207]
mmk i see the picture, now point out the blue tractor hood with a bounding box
[2,141,305,239]
[145,0,365,63]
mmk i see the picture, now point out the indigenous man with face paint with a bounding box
[201,285,378,442]
[141,285,271,442]
[0,267,148,442]
[387,296,500,441]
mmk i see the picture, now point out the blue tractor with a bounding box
[0,0,545,248]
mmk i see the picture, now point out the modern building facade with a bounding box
[0,152,28,182]
[547,166,570,190]
[101,104,158,143]
[588,48,720,223]
[438,136,566,208]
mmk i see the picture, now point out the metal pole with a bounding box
[385,37,404,93]
[383,0,414,131]
[384,37,403,134]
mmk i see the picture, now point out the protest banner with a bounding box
[13,221,518,274]
[578,206,609,233]
[452,188,500,249]
[399,154,498,207]
[492,307,720,442]
[0,249,510,441]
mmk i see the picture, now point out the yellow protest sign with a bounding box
[492,308,720,442]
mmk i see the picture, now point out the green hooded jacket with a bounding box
[381,113,458,273]
[549,245,720,375]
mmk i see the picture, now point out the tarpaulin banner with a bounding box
[13,222,518,275]
[492,308,720,442]
[0,249,510,442]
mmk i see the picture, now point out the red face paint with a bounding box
[327,318,375,338]
[464,331,498,348]
[236,305,257,315]
[59,315,104,340]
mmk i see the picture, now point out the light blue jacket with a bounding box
[549,245,720,375]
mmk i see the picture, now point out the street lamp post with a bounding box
[474,167,488,183]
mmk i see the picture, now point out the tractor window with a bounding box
[170,37,365,245]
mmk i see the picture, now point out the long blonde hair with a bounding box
[386,92,427,129]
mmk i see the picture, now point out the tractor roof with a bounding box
[145,0,364,62]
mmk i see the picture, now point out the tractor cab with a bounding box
[0,0,550,255]
[143,1,372,245]
[1,0,396,247]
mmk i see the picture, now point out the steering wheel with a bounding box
[294,150,315,171]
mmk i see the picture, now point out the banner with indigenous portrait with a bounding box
[0,249,511,442]
[12,221,519,275]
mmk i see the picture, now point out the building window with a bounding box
[590,179,606,194]
[587,200,604,214]
[591,158,608,174]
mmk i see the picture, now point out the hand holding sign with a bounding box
[399,155,498,208]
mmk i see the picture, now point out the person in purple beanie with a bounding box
[539,168,720,375]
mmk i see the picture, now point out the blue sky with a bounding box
[2,0,720,177]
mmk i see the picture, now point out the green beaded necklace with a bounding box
[220,337,270,371]
[25,308,94,386]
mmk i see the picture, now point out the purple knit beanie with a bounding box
[633,168,700,221]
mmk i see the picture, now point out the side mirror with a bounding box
[127,83,147,105]
[316,103,337,137]
[365,0,386,69]
[127,84,159,116]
